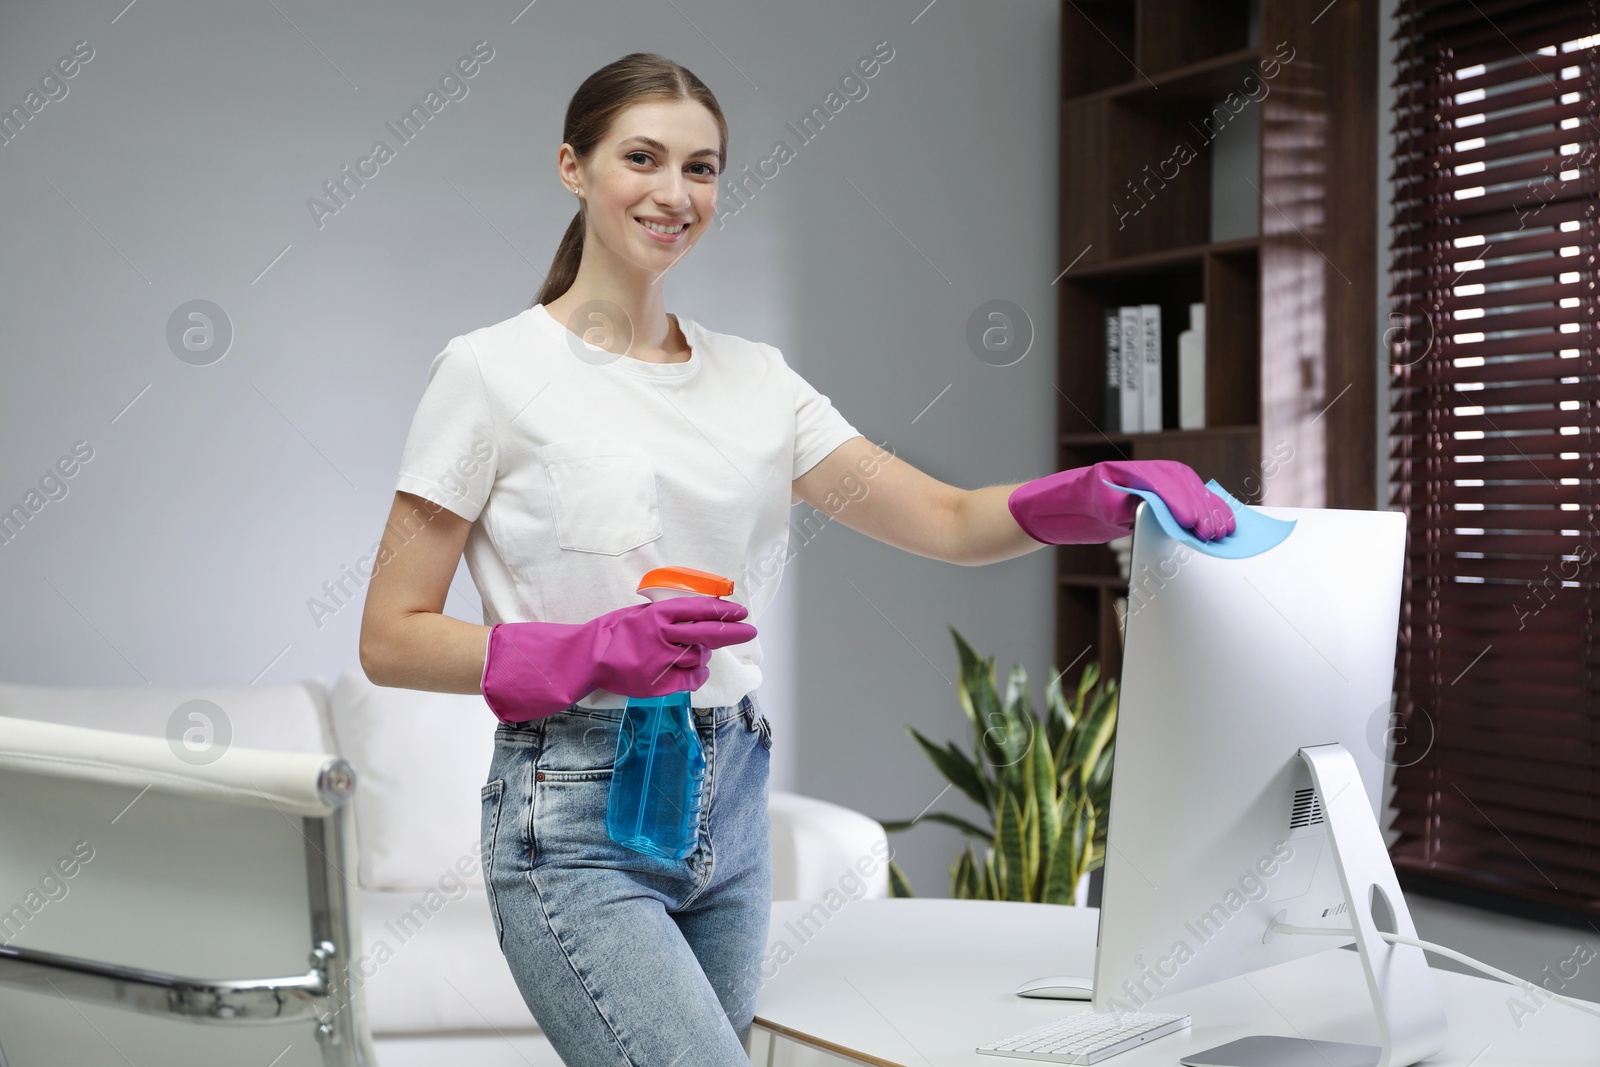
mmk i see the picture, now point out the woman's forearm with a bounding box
[950,483,1046,566]
[361,612,493,695]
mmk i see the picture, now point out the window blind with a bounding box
[1389,0,1599,917]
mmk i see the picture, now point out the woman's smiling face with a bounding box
[564,98,723,276]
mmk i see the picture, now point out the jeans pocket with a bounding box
[480,778,506,946]
[529,766,617,871]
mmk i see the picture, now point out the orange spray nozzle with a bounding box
[636,566,735,601]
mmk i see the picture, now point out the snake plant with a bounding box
[878,627,1117,905]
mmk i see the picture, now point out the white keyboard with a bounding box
[975,1010,1190,1063]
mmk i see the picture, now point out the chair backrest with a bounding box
[0,718,363,1066]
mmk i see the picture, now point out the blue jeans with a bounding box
[481,690,774,1064]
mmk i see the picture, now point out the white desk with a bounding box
[752,899,1597,1066]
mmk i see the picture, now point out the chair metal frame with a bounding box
[0,746,375,1067]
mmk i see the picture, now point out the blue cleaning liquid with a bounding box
[605,692,706,860]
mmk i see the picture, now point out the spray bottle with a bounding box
[605,565,736,860]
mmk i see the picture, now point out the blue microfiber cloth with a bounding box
[1104,478,1296,559]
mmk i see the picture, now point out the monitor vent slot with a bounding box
[1290,788,1325,829]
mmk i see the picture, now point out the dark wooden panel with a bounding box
[1061,97,1110,268]
[1136,0,1253,73]
[1106,100,1212,257]
[1056,580,1111,691]
[1062,0,1137,98]
[1098,584,1126,682]
[1057,281,1106,434]
[1320,0,1379,511]
[1204,247,1261,427]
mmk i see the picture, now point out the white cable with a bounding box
[1270,921,1600,1022]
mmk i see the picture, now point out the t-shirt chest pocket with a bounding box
[540,438,663,555]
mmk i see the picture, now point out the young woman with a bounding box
[359,51,1233,1067]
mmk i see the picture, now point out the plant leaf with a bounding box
[1043,827,1077,904]
[950,846,973,899]
[1068,796,1092,898]
[952,628,1009,770]
[905,725,990,810]
[1031,714,1059,831]
[1021,770,1040,902]
[1030,718,1059,895]
[998,791,1026,902]
[1003,661,1032,728]
[1053,666,1089,778]
[887,859,916,898]
[995,661,1037,788]
[950,627,993,728]
[1086,738,1116,816]
[1044,666,1069,759]
[879,810,993,842]
[1042,796,1087,905]
[1067,683,1117,789]
[1077,660,1101,706]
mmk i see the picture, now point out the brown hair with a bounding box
[533,53,728,309]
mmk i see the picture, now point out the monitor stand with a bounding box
[1180,744,1448,1067]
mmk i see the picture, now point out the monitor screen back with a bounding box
[1092,502,1407,1012]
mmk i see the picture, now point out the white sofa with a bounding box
[0,672,888,1066]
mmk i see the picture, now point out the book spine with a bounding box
[1104,310,1121,434]
[1119,306,1143,432]
[1141,304,1162,432]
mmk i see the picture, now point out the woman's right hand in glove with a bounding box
[479,597,757,725]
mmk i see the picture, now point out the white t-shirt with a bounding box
[393,303,863,708]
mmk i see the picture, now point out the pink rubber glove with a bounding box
[479,597,757,725]
[1007,460,1236,544]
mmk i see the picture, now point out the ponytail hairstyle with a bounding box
[533,53,729,309]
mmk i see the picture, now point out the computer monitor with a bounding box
[1090,500,1448,1067]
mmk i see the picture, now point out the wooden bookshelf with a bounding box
[1055,0,1377,680]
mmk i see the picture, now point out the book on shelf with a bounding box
[1102,304,1164,434]
[1104,310,1121,433]
[1139,303,1162,432]
[1118,305,1142,433]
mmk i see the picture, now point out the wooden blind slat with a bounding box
[1397,799,1600,853]
[1394,777,1600,823]
[1409,530,1598,556]
[1397,48,1577,107]
[1391,224,1595,269]
[1393,408,1589,436]
[1398,12,1598,69]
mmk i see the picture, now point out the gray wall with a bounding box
[0,0,1061,901]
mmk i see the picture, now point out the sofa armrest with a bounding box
[767,791,890,900]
